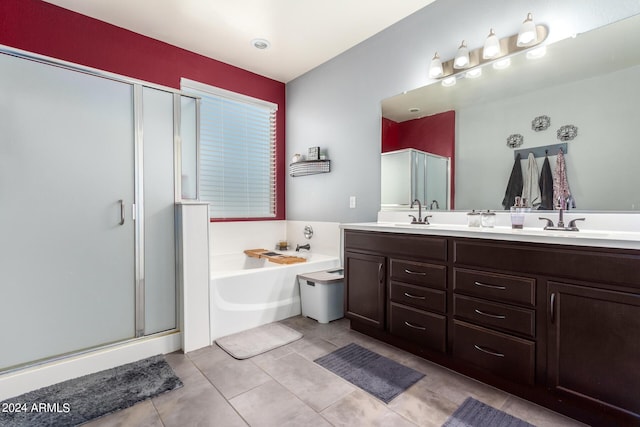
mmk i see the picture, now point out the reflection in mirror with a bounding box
[381,148,450,210]
[381,13,640,211]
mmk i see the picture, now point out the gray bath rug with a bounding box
[442,397,535,427]
[216,322,303,359]
[314,342,424,403]
[0,354,182,427]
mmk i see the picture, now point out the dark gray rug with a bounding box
[314,342,424,403]
[0,354,182,427]
[443,397,535,427]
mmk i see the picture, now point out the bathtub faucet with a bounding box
[296,243,310,252]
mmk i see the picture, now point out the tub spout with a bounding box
[296,243,311,251]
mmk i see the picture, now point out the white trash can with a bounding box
[297,268,344,323]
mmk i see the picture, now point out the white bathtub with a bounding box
[210,251,340,340]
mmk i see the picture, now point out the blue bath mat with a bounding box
[442,397,535,427]
[314,343,424,403]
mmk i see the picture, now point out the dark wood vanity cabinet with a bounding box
[388,258,447,353]
[343,228,640,426]
[344,251,385,328]
[547,281,640,418]
[343,230,448,349]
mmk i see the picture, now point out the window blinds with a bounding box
[181,79,277,218]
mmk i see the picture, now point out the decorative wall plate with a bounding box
[532,115,551,131]
[557,125,578,141]
[506,133,524,148]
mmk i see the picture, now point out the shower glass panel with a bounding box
[381,148,450,209]
[0,53,136,371]
[142,87,177,335]
[426,154,449,209]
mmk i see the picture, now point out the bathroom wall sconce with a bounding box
[517,13,538,47]
[483,29,501,59]
[428,13,548,84]
[453,41,470,69]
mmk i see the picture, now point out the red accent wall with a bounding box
[382,111,456,208]
[0,0,286,220]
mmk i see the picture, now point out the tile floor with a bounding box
[84,317,586,427]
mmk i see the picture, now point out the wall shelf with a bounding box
[289,159,331,177]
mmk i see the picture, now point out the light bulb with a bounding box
[517,13,538,47]
[428,52,443,78]
[466,68,482,79]
[483,29,501,59]
[442,76,457,87]
[526,45,547,59]
[493,58,511,70]
[454,41,469,69]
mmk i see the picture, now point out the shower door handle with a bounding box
[118,199,125,225]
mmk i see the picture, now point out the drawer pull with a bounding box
[474,309,506,319]
[404,269,427,276]
[404,321,426,331]
[404,292,426,300]
[474,344,505,358]
[474,281,506,290]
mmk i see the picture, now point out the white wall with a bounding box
[210,220,341,258]
[286,0,640,222]
[456,64,640,211]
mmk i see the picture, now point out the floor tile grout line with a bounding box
[185,350,252,426]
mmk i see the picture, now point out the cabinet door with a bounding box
[547,281,640,417]
[344,251,385,329]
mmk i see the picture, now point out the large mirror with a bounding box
[381,13,640,211]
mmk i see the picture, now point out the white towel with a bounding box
[522,152,541,207]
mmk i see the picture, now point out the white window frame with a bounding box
[181,78,278,219]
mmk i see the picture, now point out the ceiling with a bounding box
[43,0,435,83]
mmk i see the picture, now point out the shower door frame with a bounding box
[0,45,198,373]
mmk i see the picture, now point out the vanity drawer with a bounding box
[390,281,446,314]
[390,259,446,289]
[453,320,535,385]
[389,302,446,353]
[453,295,535,338]
[454,268,535,307]
[344,230,447,261]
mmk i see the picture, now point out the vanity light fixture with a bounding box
[465,68,482,79]
[493,57,511,70]
[441,76,457,87]
[453,41,470,69]
[482,29,501,59]
[427,15,547,81]
[428,52,444,78]
[517,13,538,46]
[526,45,547,59]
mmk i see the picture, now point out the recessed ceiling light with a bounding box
[251,38,271,50]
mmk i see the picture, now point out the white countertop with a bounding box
[341,221,640,250]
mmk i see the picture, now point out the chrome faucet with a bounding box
[296,243,310,251]
[409,199,432,225]
[429,199,440,210]
[539,196,585,231]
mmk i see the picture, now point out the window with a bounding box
[181,78,277,219]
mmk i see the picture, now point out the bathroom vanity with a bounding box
[342,223,640,426]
